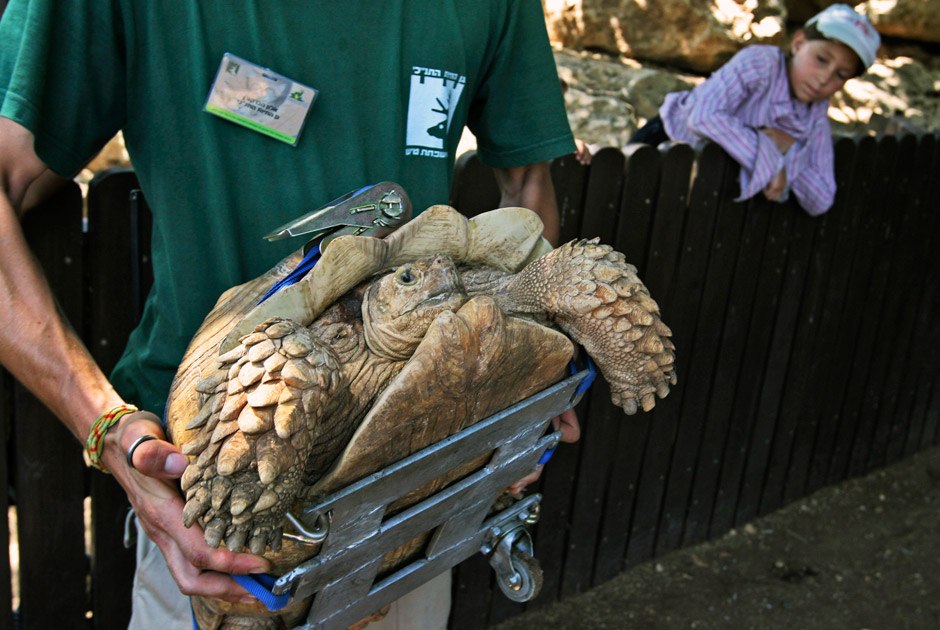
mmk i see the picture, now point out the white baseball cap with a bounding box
[806,4,880,70]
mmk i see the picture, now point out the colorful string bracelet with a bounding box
[85,403,138,473]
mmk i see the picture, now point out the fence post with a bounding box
[84,169,153,629]
[15,183,88,629]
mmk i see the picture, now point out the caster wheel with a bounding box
[496,551,543,602]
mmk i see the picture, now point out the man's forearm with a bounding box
[0,118,123,444]
[0,192,123,440]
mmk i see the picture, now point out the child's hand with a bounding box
[764,168,787,201]
[760,128,796,155]
[574,139,593,165]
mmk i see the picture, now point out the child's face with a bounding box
[787,30,860,103]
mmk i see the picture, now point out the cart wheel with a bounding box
[496,551,543,602]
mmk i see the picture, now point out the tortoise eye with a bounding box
[398,267,416,285]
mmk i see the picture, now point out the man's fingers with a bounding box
[111,412,188,479]
[129,438,188,479]
[156,499,271,576]
[144,500,271,602]
[553,408,581,443]
[161,537,268,603]
[509,466,544,494]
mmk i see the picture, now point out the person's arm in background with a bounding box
[493,161,561,246]
[0,117,269,604]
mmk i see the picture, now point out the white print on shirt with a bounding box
[405,66,466,159]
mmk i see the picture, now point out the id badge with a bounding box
[204,53,317,146]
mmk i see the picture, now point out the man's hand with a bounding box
[108,413,271,604]
[508,408,580,494]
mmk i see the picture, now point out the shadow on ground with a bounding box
[493,445,940,629]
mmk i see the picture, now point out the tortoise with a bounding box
[165,204,676,627]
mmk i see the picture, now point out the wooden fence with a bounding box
[2,135,938,629]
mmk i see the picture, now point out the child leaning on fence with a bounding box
[630,4,880,216]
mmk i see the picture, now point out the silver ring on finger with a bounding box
[126,434,159,470]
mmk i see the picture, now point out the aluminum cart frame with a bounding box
[273,368,591,629]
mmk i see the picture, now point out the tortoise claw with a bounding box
[205,518,227,548]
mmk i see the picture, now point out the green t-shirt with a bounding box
[0,0,575,415]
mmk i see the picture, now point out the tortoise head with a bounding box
[362,255,467,360]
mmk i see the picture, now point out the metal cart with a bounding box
[271,368,592,629]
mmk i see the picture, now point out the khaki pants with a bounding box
[128,523,451,629]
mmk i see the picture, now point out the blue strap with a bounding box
[258,244,321,304]
[537,445,557,466]
[572,354,597,396]
[231,573,291,610]
[538,355,597,466]
[191,574,290,628]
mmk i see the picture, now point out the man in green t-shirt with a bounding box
[0,1,579,625]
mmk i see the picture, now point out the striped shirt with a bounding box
[660,45,835,216]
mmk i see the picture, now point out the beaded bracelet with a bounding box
[85,403,138,473]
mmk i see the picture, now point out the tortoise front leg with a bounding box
[179,318,344,554]
[490,238,676,415]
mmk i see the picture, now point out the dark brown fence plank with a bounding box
[918,350,940,449]
[754,198,820,517]
[905,281,940,455]
[85,169,152,629]
[625,142,694,565]
[829,136,901,480]
[556,148,626,600]
[16,183,88,629]
[706,193,773,535]
[551,155,590,242]
[614,143,661,275]
[780,137,859,503]
[451,553,494,630]
[679,153,750,546]
[907,136,940,452]
[449,152,500,219]
[890,135,940,459]
[803,135,877,493]
[0,371,14,630]
[654,142,727,555]
[579,147,625,242]
[731,190,796,526]
[525,397,583,610]
[592,144,662,583]
[861,134,925,470]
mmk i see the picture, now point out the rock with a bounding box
[786,0,834,23]
[828,55,940,134]
[556,49,701,145]
[544,0,788,72]
[859,0,940,45]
